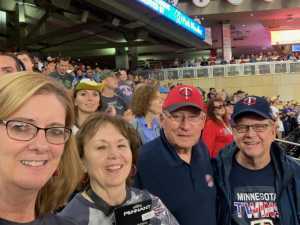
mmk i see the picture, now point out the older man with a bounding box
[135,85,216,225]
[215,96,300,225]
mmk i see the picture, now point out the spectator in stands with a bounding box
[202,97,234,158]
[0,72,82,224]
[100,70,128,116]
[131,84,162,144]
[207,87,217,100]
[135,85,216,225]
[93,66,102,83]
[72,79,103,135]
[43,57,56,75]
[85,68,95,81]
[214,96,300,225]
[16,51,35,72]
[270,97,284,138]
[116,69,134,106]
[60,113,179,225]
[48,58,74,89]
[0,53,24,75]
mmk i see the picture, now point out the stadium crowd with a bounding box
[0,51,300,225]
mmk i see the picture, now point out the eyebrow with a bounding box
[94,138,128,143]
[9,117,65,127]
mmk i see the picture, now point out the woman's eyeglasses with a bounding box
[0,119,71,145]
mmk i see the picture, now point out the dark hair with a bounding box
[207,97,228,124]
[76,113,141,186]
[16,51,35,65]
[0,53,25,71]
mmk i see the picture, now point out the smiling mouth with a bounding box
[106,165,123,172]
[20,160,47,167]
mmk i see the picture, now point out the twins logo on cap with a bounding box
[179,87,193,100]
[242,96,256,106]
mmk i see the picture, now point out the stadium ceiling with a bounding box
[0,0,210,57]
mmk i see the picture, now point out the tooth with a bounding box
[21,160,46,167]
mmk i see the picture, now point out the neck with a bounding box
[235,151,271,170]
[216,115,224,122]
[176,148,192,164]
[144,112,157,128]
[77,111,92,127]
[102,88,115,98]
[89,181,127,206]
[0,185,37,223]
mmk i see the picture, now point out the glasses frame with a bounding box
[163,111,206,124]
[0,119,72,145]
[232,123,272,134]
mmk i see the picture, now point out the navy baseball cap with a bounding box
[232,96,274,122]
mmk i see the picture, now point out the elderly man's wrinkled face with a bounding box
[232,114,276,162]
[160,106,206,152]
[0,56,18,76]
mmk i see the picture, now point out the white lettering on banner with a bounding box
[137,0,205,39]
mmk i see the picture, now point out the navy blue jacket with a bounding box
[213,142,300,225]
[134,130,217,225]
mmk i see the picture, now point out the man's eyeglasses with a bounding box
[0,119,72,145]
[163,111,205,124]
[232,123,271,133]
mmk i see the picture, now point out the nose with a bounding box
[107,146,119,159]
[179,116,190,130]
[244,126,256,137]
[29,129,50,152]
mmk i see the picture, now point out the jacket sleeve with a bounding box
[202,120,217,158]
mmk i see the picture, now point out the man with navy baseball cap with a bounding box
[135,85,216,225]
[214,95,300,225]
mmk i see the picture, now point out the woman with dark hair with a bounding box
[72,79,103,134]
[60,113,178,225]
[202,97,234,158]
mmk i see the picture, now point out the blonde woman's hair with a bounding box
[0,72,83,215]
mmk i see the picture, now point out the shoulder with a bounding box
[139,137,163,157]
[39,214,80,225]
[59,193,93,218]
[286,156,300,172]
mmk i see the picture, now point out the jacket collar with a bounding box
[215,141,295,190]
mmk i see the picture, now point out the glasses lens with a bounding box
[46,128,71,144]
[7,121,36,141]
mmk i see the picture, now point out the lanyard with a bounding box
[86,187,119,216]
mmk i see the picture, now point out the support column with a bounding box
[0,10,7,49]
[115,47,129,69]
[222,23,232,63]
[129,46,138,70]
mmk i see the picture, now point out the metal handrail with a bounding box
[275,138,300,147]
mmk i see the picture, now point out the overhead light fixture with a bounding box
[112,18,120,27]
[227,0,243,6]
[193,0,210,7]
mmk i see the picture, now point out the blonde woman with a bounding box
[0,72,83,224]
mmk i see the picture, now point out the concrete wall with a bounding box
[161,73,300,101]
